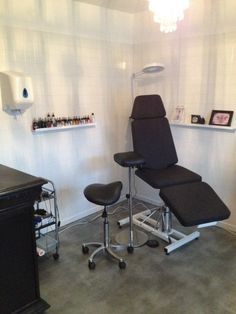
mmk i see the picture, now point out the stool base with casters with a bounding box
[82,181,126,270]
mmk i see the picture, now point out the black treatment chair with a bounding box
[114,95,230,254]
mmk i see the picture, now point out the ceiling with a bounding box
[74,0,148,14]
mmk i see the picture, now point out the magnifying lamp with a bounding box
[131,62,165,100]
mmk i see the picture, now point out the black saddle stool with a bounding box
[82,181,126,270]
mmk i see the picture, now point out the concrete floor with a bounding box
[39,200,236,314]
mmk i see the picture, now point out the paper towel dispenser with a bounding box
[0,71,34,114]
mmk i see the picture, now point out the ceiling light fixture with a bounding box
[147,0,189,33]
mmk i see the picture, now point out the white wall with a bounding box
[133,0,236,229]
[0,0,134,224]
[1,0,236,229]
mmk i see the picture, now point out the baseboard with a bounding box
[217,221,236,233]
[60,205,101,227]
[60,195,126,227]
[59,198,236,235]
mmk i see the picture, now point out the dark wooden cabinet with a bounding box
[0,165,50,314]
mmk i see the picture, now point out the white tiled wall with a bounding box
[1,0,236,228]
[0,0,133,224]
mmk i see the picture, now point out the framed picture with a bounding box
[191,115,205,124]
[172,106,185,123]
[209,110,234,127]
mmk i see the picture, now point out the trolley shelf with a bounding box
[37,234,58,254]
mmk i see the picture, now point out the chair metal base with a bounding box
[118,207,200,254]
[82,242,126,269]
[82,204,127,269]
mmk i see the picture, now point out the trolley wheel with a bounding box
[119,260,126,269]
[53,253,59,260]
[127,246,134,254]
[88,260,96,270]
[82,245,89,254]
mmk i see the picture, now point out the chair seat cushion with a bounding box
[114,151,145,168]
[160,182,230,226]
[135,165,201,189]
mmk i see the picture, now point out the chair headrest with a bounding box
[130,95,166,119]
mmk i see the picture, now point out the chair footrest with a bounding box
[160,182,230,227]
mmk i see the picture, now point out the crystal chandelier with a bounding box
[148,0,189,33]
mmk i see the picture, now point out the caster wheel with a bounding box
[82,246,89,254]
[53,253,59,260]
[88,260,96,270]
[119,261,126,269]
[117,222,122,229]
[127,246,134,254]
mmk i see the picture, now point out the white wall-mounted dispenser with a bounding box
[0,71,34,114]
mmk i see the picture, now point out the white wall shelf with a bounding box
[32,123,96,133]
[170,122,236,133]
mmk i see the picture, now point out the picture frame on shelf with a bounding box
[191,115,205,124]
[209,110,234,127]
[172,105,185,123]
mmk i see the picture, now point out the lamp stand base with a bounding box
[115,227,148,248]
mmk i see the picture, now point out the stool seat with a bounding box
[84,181,122,206]
[114,151,145,168]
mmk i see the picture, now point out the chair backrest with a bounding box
[131,95,178,170]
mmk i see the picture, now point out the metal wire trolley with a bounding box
[34,179,60,260]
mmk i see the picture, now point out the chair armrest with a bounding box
[114,151,145,168]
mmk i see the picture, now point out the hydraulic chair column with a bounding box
[162,207,172,235]
[127,166,134,251]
